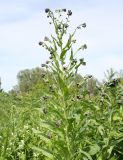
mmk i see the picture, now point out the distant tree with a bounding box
[16,67,51,93]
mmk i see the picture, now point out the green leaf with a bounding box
[32,128,51,143]
[60,34,72,59]
[79,150,93,160]
[98,125,104,136]
[89,144,100,155]
[70,48,74,61]
[31,146,54,159]
[40,120,64,138]
[57,74,69,98]
[107,146,114,157]
[60,48,67,60]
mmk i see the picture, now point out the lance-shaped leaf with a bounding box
[57,74,69,98]
[60,34,72,60]
[40,120,65,138]
[32,128,51,143]
[31,146,54,159]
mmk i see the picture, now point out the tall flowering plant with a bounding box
[32,9,88,159]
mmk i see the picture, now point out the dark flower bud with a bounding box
[49,56,53,59]
[77,26,81,29]
[41,73,45,78]
[45,8,50,13]
[44,36,50,41]
[63,66,67,70]
[49,22,52,24]
[49,85,53,89]
[43,108,48,114]
[58,25,62,30]
[82,23,86,28]
[109,82,115,87]
[80,58,84,63]
[117,100,122,105]
[41,64,46,67]
[71,98,75,102]
[46,60,50,64]
[50,51,54,55]
[83,44,87,49]
[62,9,66,12]
[42,96,48,100]
[55,120,61,128]
[39,41,43,46]
[82,61,86,66]
[76,83,80,87]
[87,75,93,78]
[72,59,77,64]
[72,40,76,43]
[64,24,69,28]
[76,95,82,100]
[84,111,90,116]
[67,10,72,16]
[47,132,52,139]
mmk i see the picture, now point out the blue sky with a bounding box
[0,0,123,91]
